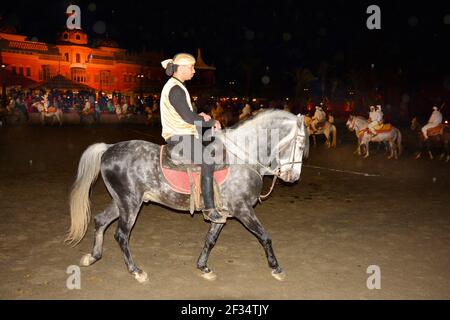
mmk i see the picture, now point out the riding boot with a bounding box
[201,164,227,224]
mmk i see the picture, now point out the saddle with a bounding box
[47,106,57,113]
[160,145,230,213]
[373,123,392,132]
[427,124,444,137]
[359,123,392,137]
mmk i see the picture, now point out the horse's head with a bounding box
[276,113,309,183]
[221,110,308,183]
[346,115,354,131]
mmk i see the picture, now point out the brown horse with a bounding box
[411,117,450,162]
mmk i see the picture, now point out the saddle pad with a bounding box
[427,125,444,136]
[374,123,392,132]
[359,124,392,137]
[160,146,230,194]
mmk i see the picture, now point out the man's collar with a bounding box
[172,76,185,86]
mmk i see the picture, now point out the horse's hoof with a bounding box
[271,269,286,281]
[200,271,217,281]
[79,254,95,267]
[133,270,149,284]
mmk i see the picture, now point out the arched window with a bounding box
[76,34,81,40]
[64,53,69,62]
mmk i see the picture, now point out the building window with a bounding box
[64,53,69,62]
[76,34,80,40]
[100,70,111,87]
[76,53,80,63]
[26,67,31,77]
[42,65,51,80]
[63,33,68,39]
[12,66,17,75]
[71,68,86,83]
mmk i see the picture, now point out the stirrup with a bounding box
[202,208,227,224]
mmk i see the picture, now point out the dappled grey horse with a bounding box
[66,109,309,283]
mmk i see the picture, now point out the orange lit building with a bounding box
[0,26,215,95]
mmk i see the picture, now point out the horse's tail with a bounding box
[396,129,402,156]
[65,143,111,246]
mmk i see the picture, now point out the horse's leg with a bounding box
[58,111,63,126]
[197,223,225,280]
[354,135,361,155]
[388,140,395,159]
[312,135,317,147]
[235,207,285,281]
[324,130,331,148]
[362,141,369,158]
[114,197,147,283]
[80,202,119,267]
[332,126,337,147]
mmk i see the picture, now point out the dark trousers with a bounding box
[167,134,216,209]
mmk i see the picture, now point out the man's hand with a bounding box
[199,112,211,121]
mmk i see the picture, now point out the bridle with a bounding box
[275,118,307,180]
[221,115,307,200]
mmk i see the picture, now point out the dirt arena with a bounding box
[0,122,449,299]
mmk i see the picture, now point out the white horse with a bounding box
[346,115,402,159]
[33,101,63,126]
[304,115,337,148]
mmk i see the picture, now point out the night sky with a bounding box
[1,0,449,99]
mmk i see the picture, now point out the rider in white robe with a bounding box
[421,106,443,139]
[311,106,326,132]
[368,105,383,135]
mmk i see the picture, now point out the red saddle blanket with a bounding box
[427,124,444,137]
[359,124,392,137]
[160,147,230,194]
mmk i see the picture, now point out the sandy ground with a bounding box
[0,122,449,300]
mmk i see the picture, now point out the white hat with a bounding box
[376,105,382,110]
[432,106,438,111]
[161,53,196,69]
[370,105,375,110]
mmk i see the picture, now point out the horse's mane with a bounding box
[224,109,296,134]
[214,109,301,166]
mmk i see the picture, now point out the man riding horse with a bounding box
[160,52,226,224]
[368,105,384,137]
[310,105,326,133]
[421,106,443,140]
